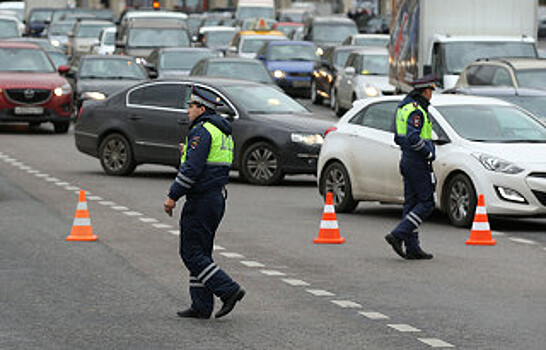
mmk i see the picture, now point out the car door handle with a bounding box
[129,115,141,121]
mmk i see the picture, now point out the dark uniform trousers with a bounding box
[180,189,240,317]
[391,158,435,253]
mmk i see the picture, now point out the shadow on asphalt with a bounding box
[0,124,55,134]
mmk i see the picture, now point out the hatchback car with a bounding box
[146,47,219,79]
[0,41,72,133]
[318,95,546,227]
[67,20,114,58]
[227,30,287,59]
[74,78,331,185]
[190,57,277,87]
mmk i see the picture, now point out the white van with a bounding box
[236,0,274,20]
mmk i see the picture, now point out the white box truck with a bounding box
[389,0,538,92]
[235,0,275,20]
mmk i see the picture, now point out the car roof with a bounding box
[333,45,361,52]
[353,47,388,55]
[82,54,137,61]
[76,19,113,25]
[351,33,389,39]
[311,16,355,24]
[125,11,188,19]
[238,30,285,37]
[155,76,264,87]
[202,57,262,64]
[358,94,514,108]
[0,41,42,49]
[267,40,314,47]
[199,26,236,33]
[159,47,215,53]
[449,86,546,97]
[474,57,546,70]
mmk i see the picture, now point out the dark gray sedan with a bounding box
[74,78,332,185]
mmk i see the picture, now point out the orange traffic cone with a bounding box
[314,192,345,244]
[466,194,496,245]
[66,190,97,241]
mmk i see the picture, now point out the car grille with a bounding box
[289,72,311,77]
[5,89,52,105]
[531,190,546,206]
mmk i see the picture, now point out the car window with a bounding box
[466,65,496,85]
[128,83,187,109]
[491,67,512,87]
[180,85,229,110]
[349,101,398,132]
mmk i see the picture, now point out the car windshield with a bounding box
[206,61,272,83]
[354,37,389,47]
[497,95,546,122]
[79,59,146,79]
[437,104,546,142]
[225,85,308,114]
[103,31,116,45]
[0,19,18,38]
[48,22,74,35]
[269,44,317,61]
[515,69,546,89]
[160,51,215,70]
[444,42,537,74]
[312,24,358,43]
[360,54,388,75]
[76,24,112,38]
[128,28,189,48]
[237,7,274,20]
[204,31,235,46]
[334,50,352,66]
[29,10,53,22]
[241,37,285,53]
[47,51,67,69]
[0,48,55,72]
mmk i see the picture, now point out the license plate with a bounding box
[293,81,310,88]
[14,107,44,115]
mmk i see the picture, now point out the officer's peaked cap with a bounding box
[189,85,221,109]
[409,74,438,90]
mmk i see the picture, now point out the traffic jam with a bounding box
[1,0,545,348]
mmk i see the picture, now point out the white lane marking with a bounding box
[169,230,179,236]
[282,278,310,286]
[99,201,116,206]
[491,230,504,236]
[240,261,265,267]
[260,270,286,276]
[3,158,15,162]
[123,211,142,216]
[418,338,455,348]
[27,170,39,174]
[153,223,172,229]
[359,311,390,320]
[220,252,245,259]
[64,186,80,191]
[508,237,536,245]
[12,162,23,166]
[388,324,421,332]
[45,177,59,182]
[87,196,103,201]
[20,165,31,170]
[111,206,129,211]
[331,300,362,308]
[213,245,225,251]
[55,182,69,186]
[306,289,335,297]
[139,217,158,223]
[35,173,48,177]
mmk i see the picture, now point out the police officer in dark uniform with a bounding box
[164,86,245,319]
[385,75,436,260]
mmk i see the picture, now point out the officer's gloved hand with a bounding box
[427,150,436,162]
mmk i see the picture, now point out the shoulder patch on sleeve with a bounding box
[190,135,201,149]
[413,102,418,108]
[412,115,421,128]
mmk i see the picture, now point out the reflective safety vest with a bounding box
[395,102,432,140]
[181,122,234,166]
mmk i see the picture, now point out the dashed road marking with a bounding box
[306,289,335,297]
[64,186,80,191]
[418,338,455,348]
[213,245,225,251]
[20,166,31,170]
[240,261,265,267]
[152,223,172,229]
[282,278,310,286]
[55,182,69,186]
[220,252,245,259]
[87,196,103,201]
[99,201,116,206]
[111,206,129,211]
[508,237,536,245]
[331,300,362,308]
[12,162,23,166]
[388,324,421,332]
[35,173,48,177]
[169,230,179,235]
[27,170,39,174]
[491,231,504,236]
[359,311,390,320]
[123,211,142,216]
[45,177,59,182]
[139,217,158,223]
[260,269,286,276]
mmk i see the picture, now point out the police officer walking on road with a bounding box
[385,75,436,260]
[164,86,245,319]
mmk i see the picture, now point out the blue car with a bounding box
[256,40,318,97]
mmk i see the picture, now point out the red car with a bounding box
[0,41,73,133]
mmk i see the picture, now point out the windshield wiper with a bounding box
[502,139,546,143]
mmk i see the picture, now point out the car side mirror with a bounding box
[217,105,235,119]
[68,32,74,38]
[423,64,432,75]
[116,40,125,49]
[147,69,158,79]
[345,66,356,76]
[432,131,450,145]
[58,65,70,75]
[257,54,265,61]
[228,46,237,53]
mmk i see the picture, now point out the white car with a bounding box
[317,94,546,227]
[227,34,287,59]
[91,27,116,55]
[332,47,394,116]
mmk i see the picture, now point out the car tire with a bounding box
[445,173,477,227]
[334,92,345,117]
[99,133,136,176]
[320,161,358,212]
[53,121,70,134]
[329,87,336,109]
[240,141,284,185]
[310,79,323,105]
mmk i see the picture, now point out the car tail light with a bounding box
[324,126,337,137]
[77,106,83,120]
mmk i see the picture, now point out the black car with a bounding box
[74,78,331,185]
[190,57,277,87]
[145,47,219,79]
[310,45,360,107]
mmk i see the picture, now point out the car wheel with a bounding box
[310,79,323,105]
[320,161,358,212]
[241,141,284,185]
[329,87,336,109]
[445,173,477,227]
[99,133,136,176]
[334,92,345,117]
[53,121,70,134]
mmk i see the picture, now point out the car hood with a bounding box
[469,142,546,166]
[0,72,67,89]
[158,70,190,79]
[251,112,333,133]
[266,60,314,72]
[355,75,395,92]
[78,79,145,96]
[126,48,155,58]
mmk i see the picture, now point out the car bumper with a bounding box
[274,75,312,91]
[282,142,321,175]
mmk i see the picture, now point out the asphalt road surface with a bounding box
[0,103,545,349]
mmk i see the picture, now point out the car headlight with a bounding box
[291,133,324,145]
[364,85,379,97]
[135,57,147,65]
[316,47,324,56]
[51,39,61,47]
[82,91,107,100]
[472,153,524,174]
[54,83,71,97]
[273,70,286,79]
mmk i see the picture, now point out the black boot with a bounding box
[177,307,210,319]
[405,248,433,260]
[215,288,245,319]
[385,234,406,258]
